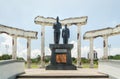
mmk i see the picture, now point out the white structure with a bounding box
[0,24,38,68]
[34,16,88,67]
[0,60,24,79]
[84,24,120,68]
[88,50,98,60]
[99,60,120,79]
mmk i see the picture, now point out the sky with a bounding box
[0,0,120,59]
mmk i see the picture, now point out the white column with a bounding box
[90,38,94,68]
[40,25,45,67]
[27,38,31,68]
[77,25,82,67]
[103,35,108,60]
[12,36,17,59]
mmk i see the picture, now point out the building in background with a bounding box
[88,50,98,60]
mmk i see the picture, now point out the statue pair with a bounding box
[53,17,70,44]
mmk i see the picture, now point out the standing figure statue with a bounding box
[62,24,70,44]
[53,17,62,44]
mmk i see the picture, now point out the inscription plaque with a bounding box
[55,49,67,53]
[56,54,66,63]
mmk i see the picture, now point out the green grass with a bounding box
[25,63,40,68]
[82,63,98,68]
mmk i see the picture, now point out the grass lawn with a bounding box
[25,63,40,68]
[82,63,98,68]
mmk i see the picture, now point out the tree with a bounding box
[17,57,25,61]
[72,57,77,64]
[108,54,120,60]
[1,54,12,60]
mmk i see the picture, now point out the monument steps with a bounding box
[16,69,109,79]
[17,75,109,79]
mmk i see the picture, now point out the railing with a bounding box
[98,60,120,79]
[0,60,25,79]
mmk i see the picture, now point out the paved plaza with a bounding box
[17,68,109,79]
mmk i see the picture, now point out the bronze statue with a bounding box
[62,24,70,44]
[53,17,62,44]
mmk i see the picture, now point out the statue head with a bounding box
[56,16,59,23]
[65,24,67,28]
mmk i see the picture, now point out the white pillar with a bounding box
[90,38,94,68]
[27,38,31,68]
[77,25,82,67]
[12,36,17,59]
[40,25,45,67]
[103,35,108,60]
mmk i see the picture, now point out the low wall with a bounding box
[98,60,120,79]
[0,60,25,79]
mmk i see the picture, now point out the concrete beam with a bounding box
[103,35,108,60]
[77,25,82,67]
[89,38,94,68]
[40,25,45,68]
[34,16,88,26]
[84,27,113,39]
[12,36,17,59]
[27,38,31,68]
[84,24,120,39]
[0,24,38,39]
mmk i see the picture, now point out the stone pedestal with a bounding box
[46,44,77,70]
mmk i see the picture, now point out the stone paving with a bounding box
[17,68,109,79]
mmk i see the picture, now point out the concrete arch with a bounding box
[84,24,120,68]
[34,16,88,68]
[0,24,38,68]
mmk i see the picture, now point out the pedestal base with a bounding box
[46,44,77,70]
[46,64,76,70]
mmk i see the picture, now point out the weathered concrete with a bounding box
[89,38,94,68]
[34,16,88,26]
[0,24,38,39]
[17,68,109,79]
[0,24,38,67]
[27,38,31,68]
[99,60,120,79]
[34,16,88,67]
[0,60,25,79]
[77,25,82,67]
[84,24,120,39]
[40,25,45,68]
[83,24,120,61]
[103,36,108,59]
[12,36,17,59]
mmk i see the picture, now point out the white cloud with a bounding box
[70,41,89,58]
[0,35,120,60]
[45,47,51,56]
[70,41,120,58]
[109,48,120,55]
[94,47,103,58]
[18,47,52,60]
[18,49,41,60]
[0,34,12,54]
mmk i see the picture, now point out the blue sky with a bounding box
[0,0,120,59]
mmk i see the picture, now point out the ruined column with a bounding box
[103,35,108,60]
[12,36,17,59]
[90,38,94,68]
[77,25,82,67]
[40,25,45,67]
[27,38,31,68]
